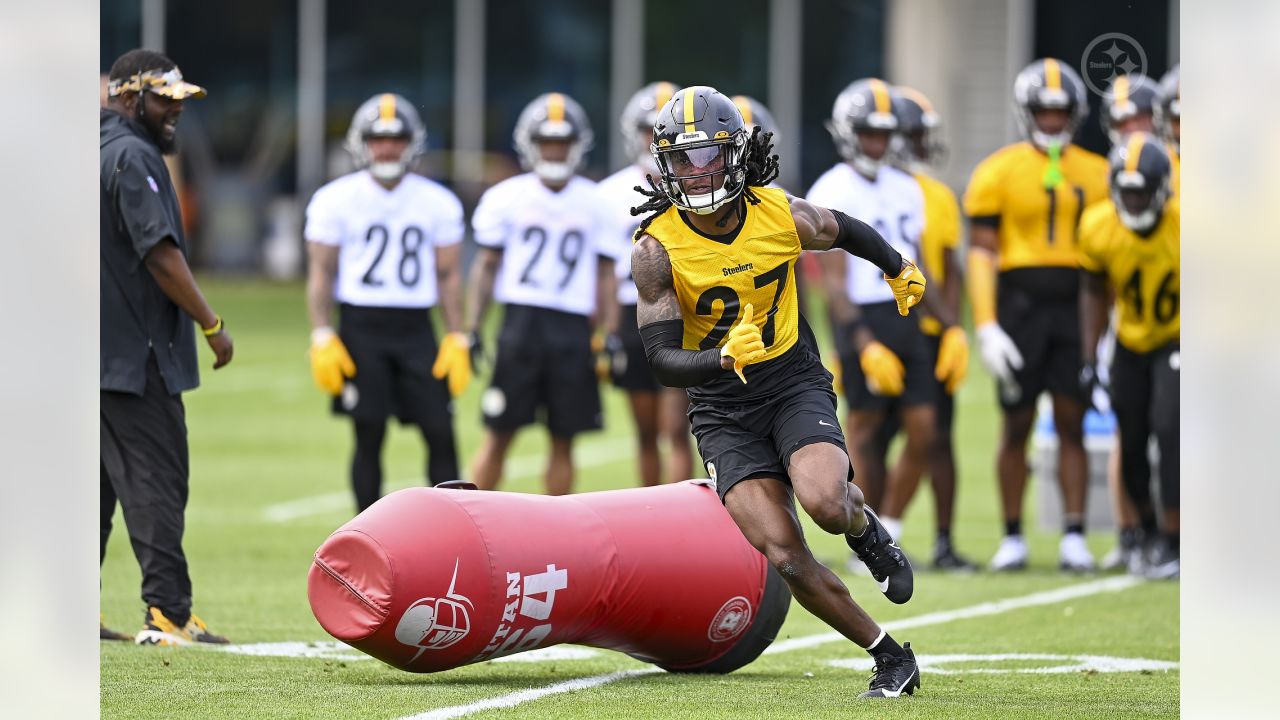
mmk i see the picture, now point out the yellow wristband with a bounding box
[202,316,224,337]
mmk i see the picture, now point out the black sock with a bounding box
[866,630,906,659]
[936,527,952,545]
[1164,532,1179,553]
[1118,526,1138,547]
[1065,521,1085,536]
[1004,519,1022,537]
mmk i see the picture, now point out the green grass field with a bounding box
[100,279,1178,719]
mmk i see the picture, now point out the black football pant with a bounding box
[1110,342,1180,529]
[101,354,193,626]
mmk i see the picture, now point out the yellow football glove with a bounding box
[935,325,970,395]
[721,302,766,384]
[885,259,927,317]
[859,341,905,396]
[432,332,473,397]
[310,328,356,396]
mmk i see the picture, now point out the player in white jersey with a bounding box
[809,79,956,553]
[596,82,695,487]
[466,92,619,495]
[305,93,470,513]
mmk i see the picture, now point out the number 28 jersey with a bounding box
[305,171,465,308]
[472,174,618,317]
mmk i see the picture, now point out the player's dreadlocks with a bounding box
[630,126,781,238]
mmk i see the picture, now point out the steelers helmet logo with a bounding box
[481,388,507,418]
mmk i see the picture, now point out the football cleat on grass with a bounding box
[859,642,921,698]
[990,535,1029,571]
[100,614,132,642]
[931,539,978,572]
[1101,530,1141,572]
[847,507,914,604]
[1058,533,1096,573]
[135,606,230,646]
[1143,538,1180,580]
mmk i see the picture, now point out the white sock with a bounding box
[882,516,903,543]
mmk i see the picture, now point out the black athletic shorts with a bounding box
[611,303,662,393]
[483,303,602,437]
[875,330,954,449]
[996,268,1085,410]
[689,341,851,504]
[836,300,936,412]
[335,304,452,430]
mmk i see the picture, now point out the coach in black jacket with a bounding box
[100,48,233,645]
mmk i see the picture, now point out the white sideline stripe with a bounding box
[763,575,1144,655]
[401,669,661,720]
[398,575,1144,719]
[261,437,635,522]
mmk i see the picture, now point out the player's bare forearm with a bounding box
[968,222,999,253]
[144,238,218,330]
[940,249,964,328]
[789,195,904,276]
[465,247,501,333]
[435,244,464,333]
[596,257,619,334]
[1080,271,1110,364]
[816,238,877,352]
[305,241,339,331]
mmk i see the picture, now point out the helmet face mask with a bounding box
[826,78,901,177]
[515,92,594,184]
[1012,59,1088,151]
[650,86,749,214]
[1109,133,1172,234]
[345,93,426,183]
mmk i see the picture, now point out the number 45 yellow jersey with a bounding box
[643,186,800,362]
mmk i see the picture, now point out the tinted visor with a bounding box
[661,143,727,179]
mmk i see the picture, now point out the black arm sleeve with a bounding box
[831,209,903,277]
[638,319,725,388]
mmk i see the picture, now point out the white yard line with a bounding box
[261,436,636,522]
[397,575,1145,719]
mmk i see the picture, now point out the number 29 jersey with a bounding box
[471,174,618,317]
[305,171,465,308]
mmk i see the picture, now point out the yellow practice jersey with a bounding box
[915,172,962,335]
[643,187,800,363]
[1077,198,1180,353]
[1169,146,1180,196]
[964,142,1109,269]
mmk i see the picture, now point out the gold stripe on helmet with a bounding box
[547,93,565,122]
[1045,59,1062,90]
[732,96,754,125]
[378,94,396,122]
[898,86,934,114]
[656,82,675,110]
[1124,132,1145,173]
[683,89,696,132]
[870,79,891,114]
[1114,74,1130,107]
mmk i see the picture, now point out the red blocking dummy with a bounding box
[307,479,790,673]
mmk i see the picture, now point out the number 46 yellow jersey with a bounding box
[643,186,800,362]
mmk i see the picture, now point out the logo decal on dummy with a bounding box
[708,595,752,642]
[395,558,474,663]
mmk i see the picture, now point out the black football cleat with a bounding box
[859,642,921,698]
[932,539,978,572]
[847,507,914,604]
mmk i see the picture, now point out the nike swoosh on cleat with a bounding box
[877,577,890,592]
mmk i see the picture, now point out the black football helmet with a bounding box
[620,81,679,168]
[344,93,426,182]
[892,85,946,170]
[1154,64,1180,154]
[1100,73,1158,147]
[650,85,749,214]
[1012,58,1088,151]
[826,78,900,177]
[1108,132,1172,233]
[514,92,594,183]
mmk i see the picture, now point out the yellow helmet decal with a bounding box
[547,93,565,122]
[655,82,675,111]
[378,93,397,123]
[870,79,892,114]
[1045,59,1062,90]
[683,89,697,133]
[732,96,754,125]
[1124,132,1146,173]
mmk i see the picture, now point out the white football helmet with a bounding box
[826,78,901,177]
[620,82,678,172]
[514,92,594,183]
[344,93,426,182]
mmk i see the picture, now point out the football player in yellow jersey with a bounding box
[873,86,977,571]
[1078,133,1179,579]
[631,86,925,698]
[963,58,1110,572]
